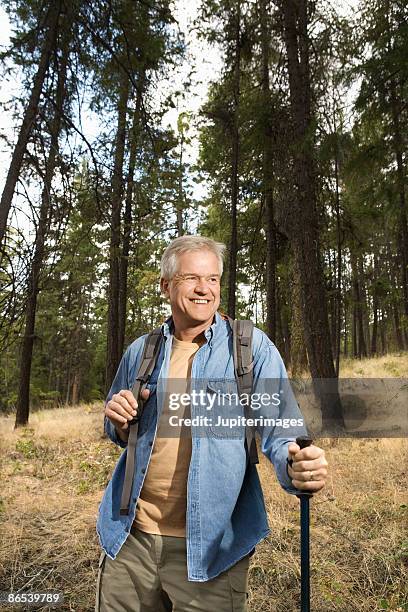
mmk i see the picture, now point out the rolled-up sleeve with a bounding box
[251,330,307,495]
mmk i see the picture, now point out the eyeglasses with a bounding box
[174,274,220,286]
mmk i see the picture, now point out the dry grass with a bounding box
[339,352,408,378]
[253,438,407,612]
[287,351,408,379]
[0,368,407,611]
[0,406,121,612]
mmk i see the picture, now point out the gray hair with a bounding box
[160,235,226,280]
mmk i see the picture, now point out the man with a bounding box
[96,235,328,612]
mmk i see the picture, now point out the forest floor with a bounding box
[0,353,407,612]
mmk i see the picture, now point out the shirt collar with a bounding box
[161,316,174,339]
[161,311,222,344]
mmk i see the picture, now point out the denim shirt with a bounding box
[96,312,307,581]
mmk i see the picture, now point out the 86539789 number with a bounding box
[0,592,64,607]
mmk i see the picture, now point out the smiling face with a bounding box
[160,249,221,335]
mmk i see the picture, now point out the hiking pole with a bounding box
[295,435,313,612]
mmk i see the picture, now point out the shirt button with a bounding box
[149,441,153,446]
[141,468,146,474]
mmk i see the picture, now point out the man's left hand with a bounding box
[287,443,328,493]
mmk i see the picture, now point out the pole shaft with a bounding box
[300,495,310,612]
[296,435,313,612]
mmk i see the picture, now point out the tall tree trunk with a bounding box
[390,80,408,338]
[276,284,289,362]
[259,0,277,341]
[281,294,291,365]
[384,0,408,340]
[264,194,277,340]
[227,0,241,319]
[343,295,348,357]
[14,5,73,427]
[327,248,336,358]
[281,0,343,429]
[379,307,387,354]
[71,371,80,405]
[371,256,379,355]
[291,256,308,375]
[276,285,284,355]
[371,298,378,355]
[65,360,72,405]
[352,298,358,358]
[106,73,130,391]
[118,76,144,358]
[350,250,367,359]
[358,255,368,357]
[177,126,185,237]
[392,300,404,350]
[386,235,405,350]
[0,1,62,247]
[333,129,342,375]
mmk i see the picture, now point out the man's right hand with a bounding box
[105,389,151,437]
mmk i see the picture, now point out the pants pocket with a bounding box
[95,551,107,612]
[228,555,250,612]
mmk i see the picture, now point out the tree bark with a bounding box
[371,257,379,355]
[281,297,291,365]
[281,0,343,429]
[106,72,130,391]
[358,255,368,357]
[350,250,367,359]
[118,76,144,358]
[333,129,342,375]
[176,122,185,237]
[327,247,336,358]
[227,0,241,319]
[390,79,408,337]
[352,294,357,358]
[275,275,290,363]
[291,255,308,375]
[392,299,404,350]
[343,295,348,357]
[260,0,277,341]
[14,3,73,427]
[379,307,387,354]
[384,0,408,341]
[71,371,80,405]
[0,1,61,247]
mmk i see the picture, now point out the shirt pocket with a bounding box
[206,379,245,439]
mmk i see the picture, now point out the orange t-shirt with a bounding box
[133,337,202,536]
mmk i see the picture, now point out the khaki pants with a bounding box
[96,526,250,612]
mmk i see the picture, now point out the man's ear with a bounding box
[160,278,169,297]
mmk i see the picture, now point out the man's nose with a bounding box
[194,278,210,293]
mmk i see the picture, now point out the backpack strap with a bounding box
[227,316,259,465]
[120,328,163,515]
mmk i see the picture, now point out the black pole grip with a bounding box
[296,436,313,449]
[295,436,314,500]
